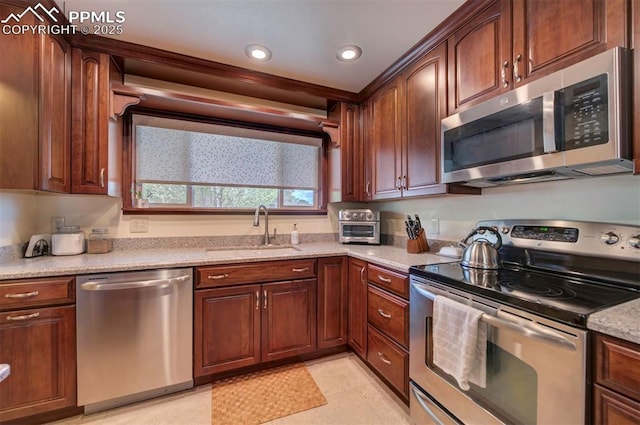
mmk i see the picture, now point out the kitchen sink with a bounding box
[206,245,302,255]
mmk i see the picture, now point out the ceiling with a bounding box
[54,0,466,93]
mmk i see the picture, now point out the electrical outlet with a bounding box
[51,216,65,233]
[130,218,149,233]
[428,218,440,235]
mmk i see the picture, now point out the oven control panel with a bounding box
[476,219,640,260]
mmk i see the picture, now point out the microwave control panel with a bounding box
[562,73,609,150]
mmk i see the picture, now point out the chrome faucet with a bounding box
[253,205,270,245]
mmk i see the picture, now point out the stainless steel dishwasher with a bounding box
[76,268,193,413]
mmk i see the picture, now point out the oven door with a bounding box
[409,276,587,425]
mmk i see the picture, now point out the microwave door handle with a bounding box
[542,91,558,153]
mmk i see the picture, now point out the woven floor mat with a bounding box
[211,362,328,425]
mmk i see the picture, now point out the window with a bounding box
[130,114,325,212]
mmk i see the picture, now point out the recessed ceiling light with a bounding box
[336,45,362,62]
[245,44,272,61]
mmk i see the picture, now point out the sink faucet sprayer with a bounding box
[253,205,270,245]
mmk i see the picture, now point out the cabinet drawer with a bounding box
[0,277,74,311]
[367,264,408,298]
[595,333,640,401]
[594,384,640,425]
[367,325,408,398]
[196,259,317,288]
[367,285,408,348]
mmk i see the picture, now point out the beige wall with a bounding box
[1,174,638,248]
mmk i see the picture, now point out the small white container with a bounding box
[52,225,85,256]
[291,224,299,245]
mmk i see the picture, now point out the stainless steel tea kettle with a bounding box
[459,226,503,269]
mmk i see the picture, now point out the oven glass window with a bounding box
[342,224,374,238]
[433,341,538,425]
[443,97,545,173]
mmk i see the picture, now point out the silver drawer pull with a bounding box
[377,309,392,319]
[377,275,392,283]
[5,291,39,299]
[377,352,391,365]
[208,274,229,280]
[7,312,40,321]
[292,267,309,273]
[255,290,260,310]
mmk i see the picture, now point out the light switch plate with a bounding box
[130,218,149,233]
[428,218,440,235]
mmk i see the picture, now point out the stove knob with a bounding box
[366,212,373,220]
[343,212,351,220]
[629,235,640,249]
[600,232,620,245]
[500,226,509,234]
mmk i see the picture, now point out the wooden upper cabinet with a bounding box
[448,0,512,113]
[331,103,363,202]
[448,0,628,114]
[39,33,71,193]
[512,0,627,84]
[370,82,402,200]
[403,42,448,196]
[71,49,112,195]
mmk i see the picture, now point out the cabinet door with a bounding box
[39,33,71,193]
[594,384,640,425]
[512,0,627,85]
[340,103,363,201]
[194,285,261,376]
[0,306,76,422]
[370,82,402,200]
[262,279,316,362]
[347,258,368,357]
[0,3,39,190]
[71,49,111,194]
[360,101,373,201]
[402,42,447,197]
[448,0,512,113]
[317,257,348,349]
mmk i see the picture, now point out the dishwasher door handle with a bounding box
[81,275,190,291]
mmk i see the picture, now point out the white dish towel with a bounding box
[432,295,487,391]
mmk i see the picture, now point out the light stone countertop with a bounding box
[1,241,636,345]
[0,242,455,280]
[587,299,640,345]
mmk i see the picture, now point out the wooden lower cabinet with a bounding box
[262,279,317,362]
[317,257,348,349]
[347,258,368,357]
[194,284,262,376]
[0,306,76,423]
[593,333,640,424]
[367,325,409,398]
[195,278,317,377]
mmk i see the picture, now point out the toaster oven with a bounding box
[338,209,380,245]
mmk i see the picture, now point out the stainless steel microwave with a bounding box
[441,47,631,188]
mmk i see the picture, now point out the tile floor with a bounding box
[49,352,412,425]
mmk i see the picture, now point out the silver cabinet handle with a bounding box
[7,312,40,321]
[377,352,391,365]
[255,290,260,310]
[263,289,267,309]
[208,274,229,280]
[377,275,392,283]
[100,168,105,188]
[402,175,408,190]
[81,275,189,291]
[377,309,392,319]
[365,181,371,196]
[5,291,39,299]
[514,54,522,83]
[396,176,402,191]
[360,267,365,284]
[501,60,509,87]
[292,267,309,273]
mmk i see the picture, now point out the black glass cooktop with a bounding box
[409,262,640,327]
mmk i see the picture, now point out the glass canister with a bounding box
[87,228,112,254]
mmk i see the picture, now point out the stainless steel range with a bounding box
[409,219,640,425]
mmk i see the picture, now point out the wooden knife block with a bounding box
[407,228,429,253]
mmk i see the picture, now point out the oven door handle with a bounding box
[412,283,577,351]
[411,385,458,425]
